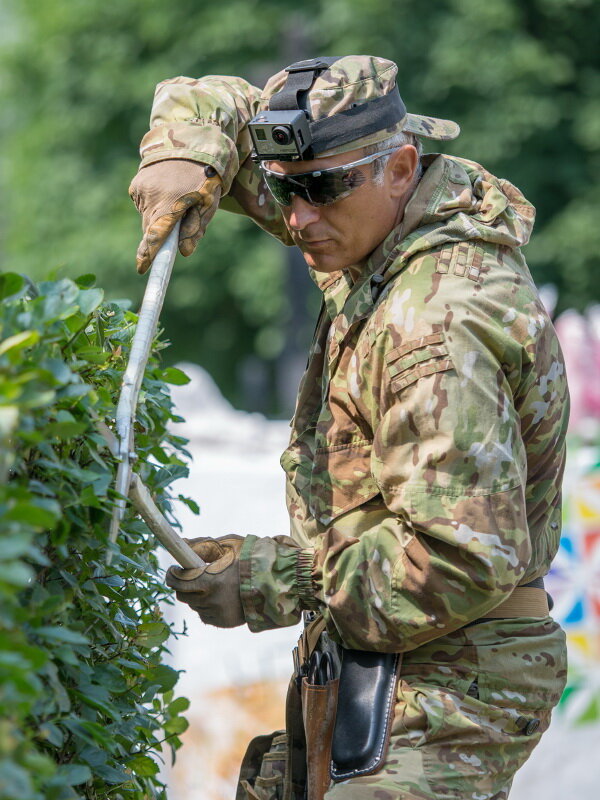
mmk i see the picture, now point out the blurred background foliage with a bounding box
[1,0,599,414]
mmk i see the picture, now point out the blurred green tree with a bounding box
[1,0,598,411]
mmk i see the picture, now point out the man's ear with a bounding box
[387,145,419,197]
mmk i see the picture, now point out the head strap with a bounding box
[269,57,341,112]
[310,92,406,154]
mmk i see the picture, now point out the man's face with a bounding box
[266,145,415,274]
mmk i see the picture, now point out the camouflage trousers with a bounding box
[242,617,566,799]
[324,617,567,800]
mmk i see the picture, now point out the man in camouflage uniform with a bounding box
[130,56,568,799]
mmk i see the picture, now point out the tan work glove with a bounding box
[165,535,245,628]
[128,160,222,274]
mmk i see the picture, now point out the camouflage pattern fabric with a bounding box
[323,618,566,799]
[138,61,569,797]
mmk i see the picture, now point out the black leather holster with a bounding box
[286,617,402,798]
[330,648,402,781]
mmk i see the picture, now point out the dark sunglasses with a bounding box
[260,147,399,208]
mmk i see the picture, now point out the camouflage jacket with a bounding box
[140,76,569,651]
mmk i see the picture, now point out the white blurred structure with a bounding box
[554,306,600,437]
[161,363,600,800]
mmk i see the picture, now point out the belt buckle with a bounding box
[303,610,318,627]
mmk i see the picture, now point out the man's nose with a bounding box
[286,194,320,230]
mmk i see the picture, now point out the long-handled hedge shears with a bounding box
[105,221,205,569]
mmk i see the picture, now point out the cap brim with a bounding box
[404,113,460,141]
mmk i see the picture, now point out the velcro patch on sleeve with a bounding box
[385,331,446,364]
[436,242,485,282]
[385,332,454,393]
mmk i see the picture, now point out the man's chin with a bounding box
[300,250,344,273]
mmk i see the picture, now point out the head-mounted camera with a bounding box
[249,109,312,160]
[249,57,407,162]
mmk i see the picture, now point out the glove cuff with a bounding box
[138,122,238,192]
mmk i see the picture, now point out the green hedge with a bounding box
[0,273,196,800]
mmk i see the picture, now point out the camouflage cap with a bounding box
[261,55,460,158]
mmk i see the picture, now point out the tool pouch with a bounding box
[236,730,290,800]
[330,650,402,781]
[301,675,339,800]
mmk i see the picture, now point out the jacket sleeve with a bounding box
[137,75,292,243]
[238,262,563,650]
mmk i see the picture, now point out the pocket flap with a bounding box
[309,441,380,525]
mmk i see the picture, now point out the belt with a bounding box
[301,579,550,646]
[466,576,550,627]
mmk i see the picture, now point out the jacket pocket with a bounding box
[309,440,380,526]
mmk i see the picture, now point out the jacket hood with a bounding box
[407,154,534,246]
[366,153,536,278]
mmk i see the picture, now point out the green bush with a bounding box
[0,272,195,799]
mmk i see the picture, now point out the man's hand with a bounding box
[165,535,245,628]
[129,160,222,275]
